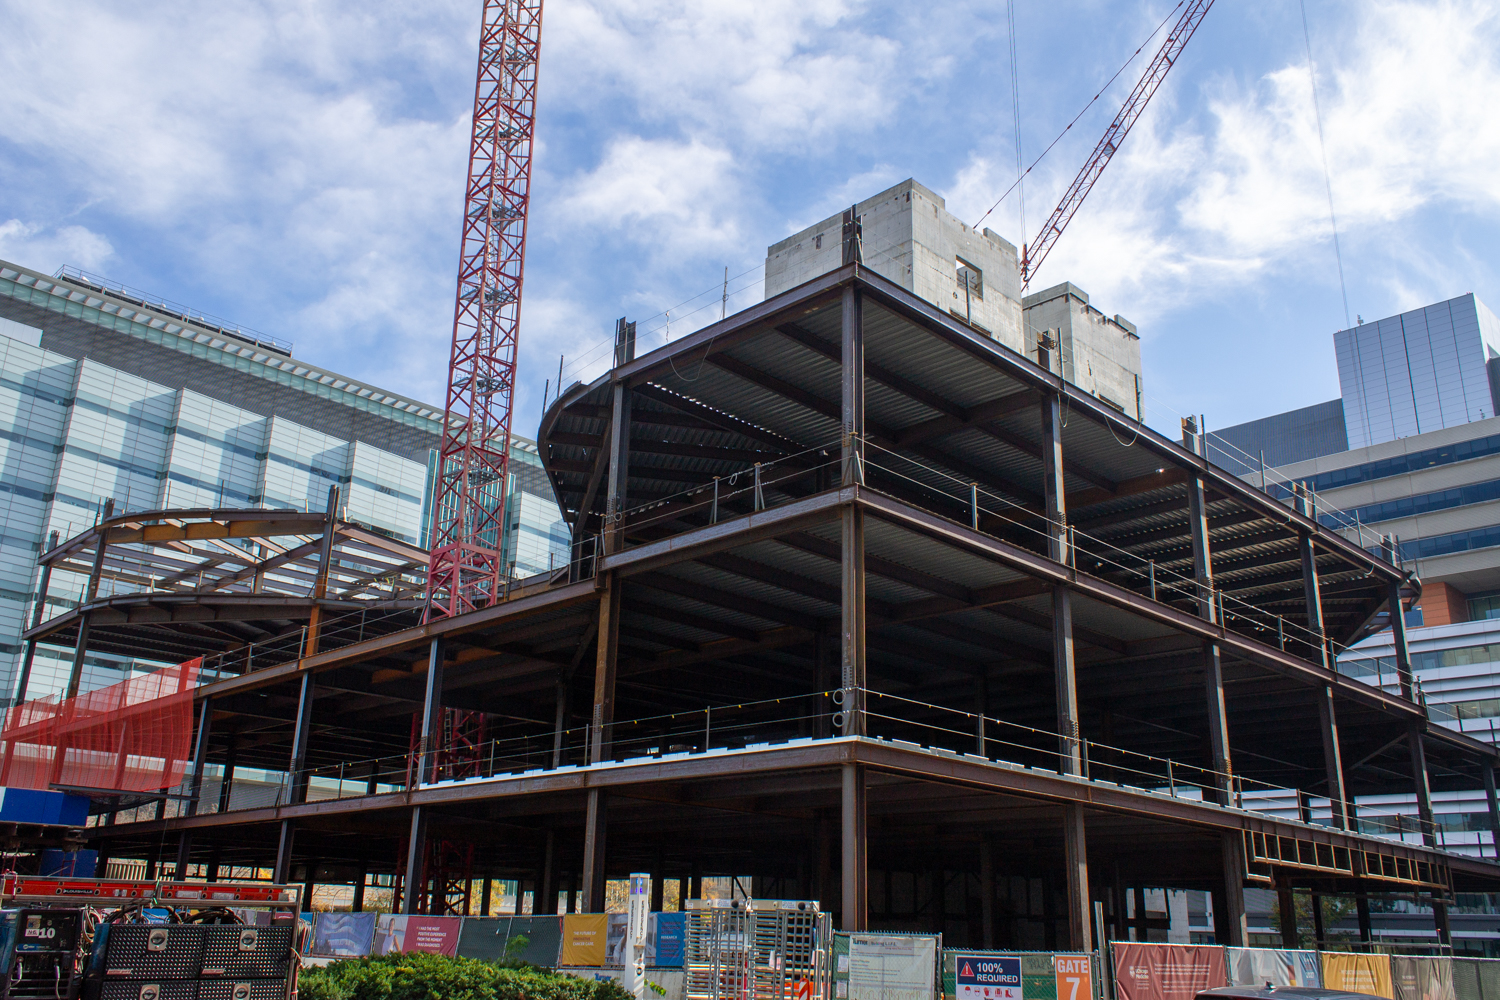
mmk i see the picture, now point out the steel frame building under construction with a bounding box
[71,237,1500,950]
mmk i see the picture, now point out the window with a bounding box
[955,257,983,300]
[1469,593,1500,621]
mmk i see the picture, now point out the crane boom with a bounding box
[1021,0,1214,285]
[428,0,544,621]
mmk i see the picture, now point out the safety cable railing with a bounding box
[146,684,1469,855]
[855,439,1407,693]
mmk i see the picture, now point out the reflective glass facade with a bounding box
[1336,293,1500,449]
[0,260,568,702]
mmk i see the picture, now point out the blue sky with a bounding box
[2,0,1498,446]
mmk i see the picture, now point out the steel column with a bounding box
[1275,870,1298,948]
[1041,394,1067,565]
[1295,485,1329,669]
[353,870,367,912]
[842,506,866,736]
[1054,584,1082,774]
[64,499,113,701]
[303,485,341,657]
[174,697,214,876]
[1316,685,1349,830]
[1484,761,1500,859]
[1219,832,1247,946]
[273,820,295,887]
[591,580,621,762]
[974,671,988,756]
[402,805,429,915]
[1385,536,1415,700]
[841,285,864,486]
[414,638,446,787]
[1409,721,1436,847]
[14,529,59,704]
[604,380,631,555]
[841,762,867,931]
[1356,893,1372,942]
[287,672,317,805]
[1184,421,1233,805]
[217,736,237,813]
[538,829,557,914]
[582,788,607,912]
[1061,802,1091,952]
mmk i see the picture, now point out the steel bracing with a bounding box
[429,0,545,621]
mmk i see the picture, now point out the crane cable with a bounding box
[1006,0,1025,242]
[974,1,1186,233]
[1299,0,1353,330]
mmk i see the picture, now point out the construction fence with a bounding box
[1110,940,1500,1000]
[0,657,200,792]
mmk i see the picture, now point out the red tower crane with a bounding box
[427,0,545,621]
[1020,0,1214,286]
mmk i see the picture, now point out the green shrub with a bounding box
[298,953,635,1000]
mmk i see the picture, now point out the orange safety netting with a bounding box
[0,658,201,792]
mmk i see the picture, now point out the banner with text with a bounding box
[1226,948,1321,988]
[1321,953,1393,999]
[1112,943,1226,1000]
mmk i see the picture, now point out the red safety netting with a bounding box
[0,658,201,792]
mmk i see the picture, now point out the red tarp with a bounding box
[1113,943,1228,1000]
[0,658,201,792]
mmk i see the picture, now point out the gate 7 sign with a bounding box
[956,956,1022,1000]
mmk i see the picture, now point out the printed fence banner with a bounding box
[848,934,940,1000]
[456,916,563,965]
[372,915,461,956]
[561,913,609,967]
[1453,958,1500,1000]
[1392,956,1455,1000]
[1321,952,1393,999]
[1112,942,1227,1000]
[309,912,377,957]
[1226,948,1321,988]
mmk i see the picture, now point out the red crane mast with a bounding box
[428,0,545,621]
[1021,0,1214,286]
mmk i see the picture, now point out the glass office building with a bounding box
[0,260,567,701]
[1335,293,1500,450]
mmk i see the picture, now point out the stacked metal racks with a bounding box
[96,925,205,1000]
[195,927,294,1000]
[685,899,829,1000]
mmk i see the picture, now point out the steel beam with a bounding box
[1219,831,1247,946]
[14,529,59,704]
[287,672,316,805]
[605,382,632,555]
[414,638,445,787]
[273,819,295,886]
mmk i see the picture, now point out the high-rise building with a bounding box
[0,260,567,700]
[1336,293,1500,450]
[763,179,1143,417]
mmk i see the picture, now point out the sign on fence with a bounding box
[1055,957,1092,1000]
[1112,943,1226,1000]
[942,951,1094,1000]
[561,913,609,967]
[372,915,461,956]
[847,934,940,1000]
[308,912,377,957]
[954,955,1021,1000]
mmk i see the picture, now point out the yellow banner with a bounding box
[1322,953,1393,999]
[560,913,608,967]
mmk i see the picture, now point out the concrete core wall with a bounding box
[765,179,1026,355]
[1022,282,1142,419]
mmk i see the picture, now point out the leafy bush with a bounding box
[299,953,635,1000]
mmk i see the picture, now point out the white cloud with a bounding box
[0,221,115,273]
[549,0,897,150]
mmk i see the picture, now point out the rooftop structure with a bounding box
[76,251,1500,950]
[765,180,1141,417]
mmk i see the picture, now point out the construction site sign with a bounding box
[955,955,1021,1000]
[1054,956,1091,1000]
[849,933,939,1000]
[1112,943,1226,1000]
